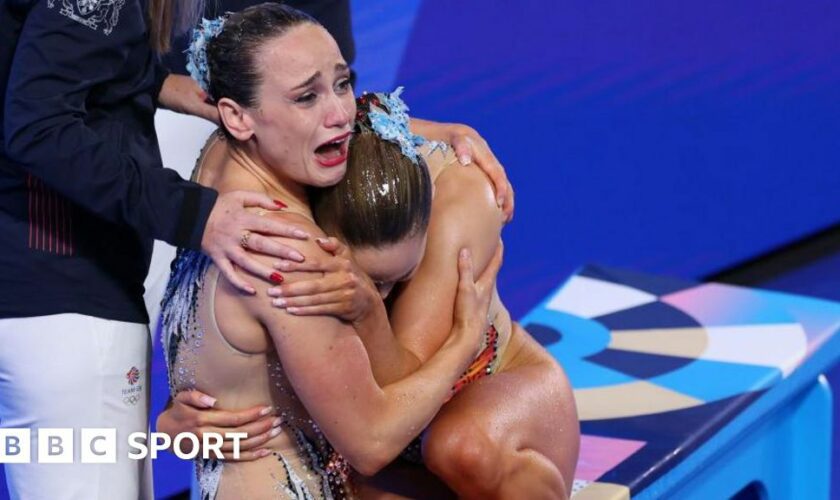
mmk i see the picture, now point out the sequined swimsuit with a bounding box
[451,323,501,397]
[161,250,354,499]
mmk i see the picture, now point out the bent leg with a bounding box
[422,326,579,499]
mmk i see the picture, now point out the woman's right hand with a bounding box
[202,191,311,294]
[451,242,504,349]
[156,390,281,461]
[266,237,380,323]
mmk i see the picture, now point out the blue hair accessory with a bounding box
[186,16,227,93]
[357,87,430,165]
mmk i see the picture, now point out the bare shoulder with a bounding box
[433,163,502,237]
[192,130,227,185]
[215,212,363,366]
[434,162,500,219]
[424,164,503,273]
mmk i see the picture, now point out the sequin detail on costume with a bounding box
[161,248,211,395]
[450,324,500,398]
[197,458,223,500]
[161,248,354,499]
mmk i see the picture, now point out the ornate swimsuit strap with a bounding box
[448,322,501,400]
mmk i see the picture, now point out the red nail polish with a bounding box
[274,199,287,209]
[270,272,284,284]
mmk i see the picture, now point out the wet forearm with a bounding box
[353,299,422,384]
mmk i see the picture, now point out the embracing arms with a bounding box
[389,165,505,362]
[272,156,504,378]
[236,220,498,474]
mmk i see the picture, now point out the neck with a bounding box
[231,141,312,216]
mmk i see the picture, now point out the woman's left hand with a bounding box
[410,119,515,222]
[158,74,220,124]
[267,237,378,322]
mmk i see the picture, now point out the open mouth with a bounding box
[314,132,351,167]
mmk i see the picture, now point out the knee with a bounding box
[423,420,502,489]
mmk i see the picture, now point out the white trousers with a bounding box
[0,314,153,500]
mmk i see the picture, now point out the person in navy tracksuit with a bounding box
[0,1,308,497]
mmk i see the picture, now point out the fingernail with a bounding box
[244,286,256,295]
[458,154,471,166]
[272,417,283,427]
[273,298,287,307]
[460,248,470,259]
[256,449,271,457]
[293,230,309,239]
[269,427,282,438]
[199,395,217,408]
[270,272,284,284]
[290,251,305,262]
[286,307,299,314]
[316,237,328,245]
[274,199,287,209]
[260,406,273,416]
[496,196,504,207]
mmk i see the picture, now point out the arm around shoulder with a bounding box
[231,218,482,474]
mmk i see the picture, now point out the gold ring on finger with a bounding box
[240,230,252,249]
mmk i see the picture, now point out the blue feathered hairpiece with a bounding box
[356,87,434,165]
[186,16,227,93]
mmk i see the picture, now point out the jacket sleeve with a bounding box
[151,56,170,108]
[3,0,216,249]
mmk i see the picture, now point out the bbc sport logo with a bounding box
[0,429,247,463]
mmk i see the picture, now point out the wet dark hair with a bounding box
[310,129,433,249]
[206,3,317,108]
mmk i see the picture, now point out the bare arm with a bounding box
[272,237,423,384]
[155,391,279,461]
[157,74,219,124]
[389,166,504,362]
[350,288,424,383]
[242,218,495,475]
[271,165,504,379]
